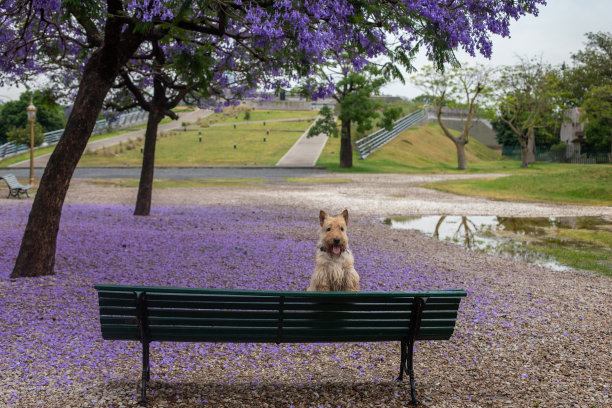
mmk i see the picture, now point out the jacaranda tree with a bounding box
[104,34,273,216]
[0,0,546,278]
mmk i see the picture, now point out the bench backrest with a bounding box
[0,174,26,188]
[95,285,467,344]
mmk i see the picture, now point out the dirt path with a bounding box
[55,173,612,219]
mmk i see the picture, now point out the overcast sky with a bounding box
[383,0,612,98]
[1,1,611,103]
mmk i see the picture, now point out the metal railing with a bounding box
[0,110,148,160]
[355,109,425,159]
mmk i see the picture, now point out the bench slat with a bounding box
[143,292,454,303]
[100,315,458,330]
[136,299,460,312]
[99,329,457,342]
[95,285,467,298]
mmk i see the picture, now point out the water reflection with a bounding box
[384,215,612,273]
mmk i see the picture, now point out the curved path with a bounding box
[8,108,213,169]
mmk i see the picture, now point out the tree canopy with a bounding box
[567,32,612,155]
[0,0,547,278]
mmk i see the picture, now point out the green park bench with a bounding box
[94,284,467,406]
[0,174,30,199]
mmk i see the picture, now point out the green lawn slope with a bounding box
[317,123,503,173]
[78,118,314,166]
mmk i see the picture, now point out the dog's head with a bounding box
[318,209,350,256]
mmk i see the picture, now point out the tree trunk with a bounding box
[519,136,529,168]
[11,62,117,277]
[437,105,468,170]
[339,120,353,168]
[526,127,536,164]
[10,31,144,278]
[456,139,467,170]
[134,108,164,216]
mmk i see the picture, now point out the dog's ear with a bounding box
[341,209,349,226]
[319,210,328,226]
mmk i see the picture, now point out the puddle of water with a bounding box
[384,215,612,273]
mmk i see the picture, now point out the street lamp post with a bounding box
[26,98,37,187]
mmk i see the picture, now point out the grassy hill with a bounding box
[78,112,315,167]
[317,123,503,173]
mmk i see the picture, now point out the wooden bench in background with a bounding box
[0,174,30,198]
[95,284,467,406]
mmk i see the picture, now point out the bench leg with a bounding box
[397,339,407,381]
[140,341,150,406]
[406,338,418,405]
[397,339,419,405]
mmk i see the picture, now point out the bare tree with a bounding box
[413,64,494,169]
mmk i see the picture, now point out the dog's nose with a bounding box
[333,238,340,245]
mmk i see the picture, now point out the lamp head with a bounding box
[26,97,37,122]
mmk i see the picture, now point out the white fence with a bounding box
[0,110,148,159]
[355,110,425,159]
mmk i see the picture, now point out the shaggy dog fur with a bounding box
[307,209,359,292]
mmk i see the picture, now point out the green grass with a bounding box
[204,107,317,125]
[500,219,612,276]
[531,239,612,276]
[78,119,313,166]
[424,166,612,206]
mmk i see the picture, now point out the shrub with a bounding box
[6,124,45,147]
[549,142,568,162]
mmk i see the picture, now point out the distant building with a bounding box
[560,107,586,157]
[245,94,336,111]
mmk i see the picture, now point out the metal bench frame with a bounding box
[0,174,30,198]
[95,285,466,406]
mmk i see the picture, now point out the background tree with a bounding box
[494,58,563,167]
[564,32,612,102]
[564,32,612,156]
[581,84,612,155]
[413,64,494,170]
[0,0,547,278]
[304,63,403,168]
[491,114,558,150]
[0,90,64,144]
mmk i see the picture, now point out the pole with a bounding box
[29,119,34,186]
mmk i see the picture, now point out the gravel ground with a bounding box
[59,173,612,218]
[1,173,610,408]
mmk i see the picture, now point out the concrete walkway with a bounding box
[276,120,327,167]
[10,108,212,168]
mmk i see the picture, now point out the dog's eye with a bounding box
[340,227,344,231]
[326,227,331,231]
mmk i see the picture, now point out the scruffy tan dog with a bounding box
[307,209,359,292]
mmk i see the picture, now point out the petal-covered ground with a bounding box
[0,203,610,407]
